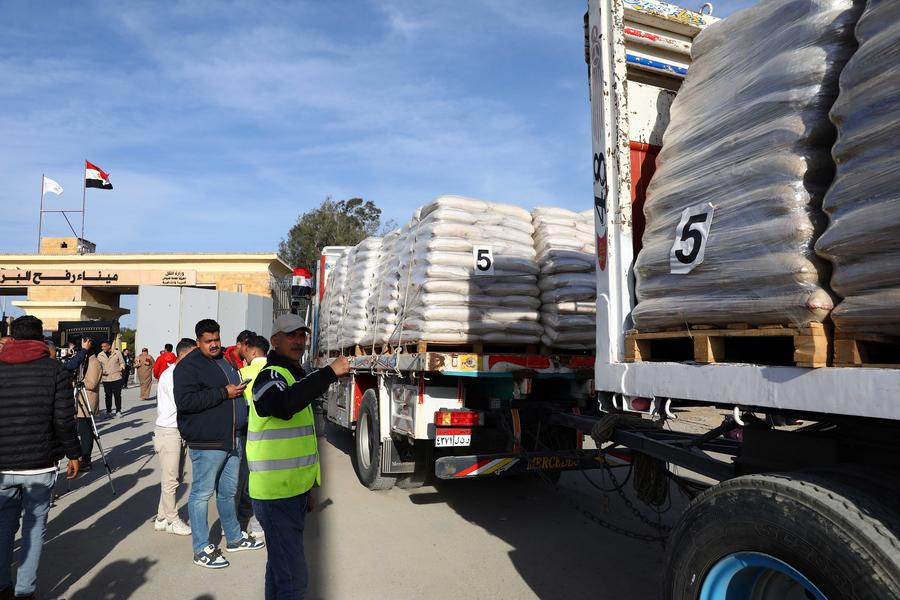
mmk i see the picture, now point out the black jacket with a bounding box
[251,351,337,421]
[174,349,242,451]
[0,340,82,469]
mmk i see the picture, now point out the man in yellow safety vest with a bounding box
[247,313,349,599]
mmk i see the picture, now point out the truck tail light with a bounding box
[434,409,482,427]
[630,397,652,412]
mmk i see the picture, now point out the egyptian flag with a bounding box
[85,160,113,190]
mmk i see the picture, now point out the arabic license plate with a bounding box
[435,428,471,448]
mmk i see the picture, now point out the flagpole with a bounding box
[80,160,86,245]
[37,173,44,252]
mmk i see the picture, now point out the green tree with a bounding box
[120,327,136,350]
[279,197,383,270]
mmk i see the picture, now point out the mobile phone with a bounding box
[240,378,253,386]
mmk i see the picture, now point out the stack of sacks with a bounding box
[632,0,861,330]
[390,196,542,345]
[360,229,402,349]
[320,251,349,353]
[816,0,900,335]
[533,207,596,349]
[337,238,382,346]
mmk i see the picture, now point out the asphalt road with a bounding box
[29,382,690,599]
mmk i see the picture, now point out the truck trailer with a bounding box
[315,0,900,597]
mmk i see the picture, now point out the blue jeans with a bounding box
[0,471,56,596]
[188,441,242,555]
[252,492,309,600]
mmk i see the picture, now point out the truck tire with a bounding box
[664,470,900,600]
[353,389,395,491]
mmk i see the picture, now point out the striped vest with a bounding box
[247,365,320,500]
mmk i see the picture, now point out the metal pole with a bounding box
[80,160,86,245]
[38,173,44,253]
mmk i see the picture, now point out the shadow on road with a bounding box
[411,474,680,599]
[69,557,158,600]
[323,424,685,600]
[40,475,157,598]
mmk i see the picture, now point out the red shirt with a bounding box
[223,345,244,370]
[153,351,176,380]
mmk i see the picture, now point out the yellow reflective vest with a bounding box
[246,365,320,500]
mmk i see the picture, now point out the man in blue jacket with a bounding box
[174,319,265,569]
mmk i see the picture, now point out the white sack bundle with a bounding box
[533,207,596,349]
[388,196,541,345]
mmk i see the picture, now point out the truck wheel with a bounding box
[353,390,395,491]
[664,471,900,600]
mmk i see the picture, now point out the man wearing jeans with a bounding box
[0,316,80,599]
[248,313,349,598]
[174,319,264,569]
[152,337,195,536]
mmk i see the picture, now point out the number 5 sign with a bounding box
[473,245,494,275]
[670,202,715,274]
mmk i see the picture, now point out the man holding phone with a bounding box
[174,319,265,569]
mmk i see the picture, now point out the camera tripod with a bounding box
[74,382,116,495]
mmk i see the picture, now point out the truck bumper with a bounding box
[435,448,631,480]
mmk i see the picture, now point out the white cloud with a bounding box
[0,0,593,257]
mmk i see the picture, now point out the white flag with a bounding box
[42,176,63,196]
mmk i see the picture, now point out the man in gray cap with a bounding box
[246,313,349,599]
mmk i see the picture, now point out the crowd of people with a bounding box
[0,313,349,600]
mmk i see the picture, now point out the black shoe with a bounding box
[81,463,93,472]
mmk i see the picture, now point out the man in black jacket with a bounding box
[174,319,264,570]
[0,316,80,600]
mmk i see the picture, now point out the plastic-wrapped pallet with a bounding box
[390,196,542,345]
[533,207,596,349]
[336,237,382,347]
[319,250,349,354]
[632,0,861,330]
[816,0,900,336]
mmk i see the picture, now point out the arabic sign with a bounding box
[0,269,197,287]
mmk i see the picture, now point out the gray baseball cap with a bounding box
[272,313,311,335]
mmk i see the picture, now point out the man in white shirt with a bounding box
[153,337,196,535]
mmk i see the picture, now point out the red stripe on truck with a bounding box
[455,459,492,478]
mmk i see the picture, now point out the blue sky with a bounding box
[1,0,756,323]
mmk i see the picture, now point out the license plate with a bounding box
[435,428,471,447]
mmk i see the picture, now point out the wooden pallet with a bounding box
[833,331,900,369]
[625,323,830,368]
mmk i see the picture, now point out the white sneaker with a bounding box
[194,544,229,569]
[166,518,191,536]
[226,531,265,552]
[153,518,167,532]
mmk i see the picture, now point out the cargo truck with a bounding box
[315,0,900,597]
